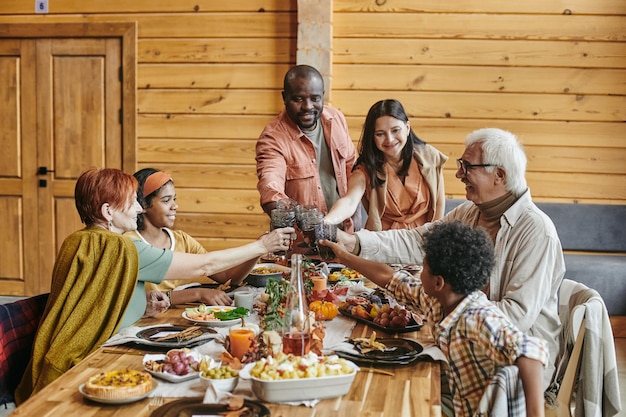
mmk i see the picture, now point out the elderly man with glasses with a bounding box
[336,127,565,389]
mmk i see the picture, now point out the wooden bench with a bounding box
[445,199,626,316]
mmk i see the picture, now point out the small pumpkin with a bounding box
[309,300,338,321]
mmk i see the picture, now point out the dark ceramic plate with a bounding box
[135,325,217,348]
[150,398,270,417]
[338,309,424,334]
[334,349,421,366]
[335,338,423,366]
[348,338,423,360]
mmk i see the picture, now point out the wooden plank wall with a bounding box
[332,0,626,208]
[0,0,624,253]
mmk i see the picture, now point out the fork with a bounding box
[149,395,163,408]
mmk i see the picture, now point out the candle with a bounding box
[311,276,327,292]
[229,328,255,360]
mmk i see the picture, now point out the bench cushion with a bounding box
[538,203,626,252]
[563,255,626,316]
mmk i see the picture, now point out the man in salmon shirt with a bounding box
[255,64,359,232]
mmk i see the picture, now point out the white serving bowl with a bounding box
[239,358,359,402]
[199,371,239,392]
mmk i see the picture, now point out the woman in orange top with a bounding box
[325,99,447,230]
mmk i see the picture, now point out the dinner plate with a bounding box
[335,338,423,366]
[182,306,247,327]
[348,338,423,360]
[334,349,421,366]
[174,282,242,298]
[339,309,424,334]
[79,380,158,404]
[389,263,423,274]
[328,267,364,283]
[135,325,217,348]
[149,398,270,417]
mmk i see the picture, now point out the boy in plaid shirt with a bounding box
[322,221,548,417]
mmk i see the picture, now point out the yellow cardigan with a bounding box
[15,228,138,403]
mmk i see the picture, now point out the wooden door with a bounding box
[0,23,136,296]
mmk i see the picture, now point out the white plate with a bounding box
[78,380,158,404]
[182,306,245,327]
[143,353,201,383]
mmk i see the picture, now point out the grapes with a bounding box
[372,304,410,328]
[160,349,198,376]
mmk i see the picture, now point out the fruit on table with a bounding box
[373,304,410,328]
[369,303,380,319]
[351,305,371,320]
[309,300,338,320]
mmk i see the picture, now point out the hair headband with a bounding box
[143,171,172,197]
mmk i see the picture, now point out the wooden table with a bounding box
[10,306,441,417]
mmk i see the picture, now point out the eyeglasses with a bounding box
[456,158,497,175]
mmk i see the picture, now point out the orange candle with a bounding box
[311,276,327,292]
[229,328,255,360]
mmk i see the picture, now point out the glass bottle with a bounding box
[281,253,312,356]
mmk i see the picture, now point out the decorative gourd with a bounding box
[309,300,338,320]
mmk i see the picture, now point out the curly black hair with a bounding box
[422,221,495,295]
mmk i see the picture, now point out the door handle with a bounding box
[37,166,55,175]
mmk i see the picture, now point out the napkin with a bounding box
[149,375,208,397]
[346,282,375,297]
[101,324,169,346]
[322,315,357,350]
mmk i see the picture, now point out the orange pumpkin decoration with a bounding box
[309,300,338,321]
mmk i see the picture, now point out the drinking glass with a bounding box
[300,211,323,254]
[314,222,338,260]
[270,208,296,256]
[276,198,298,211]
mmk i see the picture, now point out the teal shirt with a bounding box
[119,239,173,329]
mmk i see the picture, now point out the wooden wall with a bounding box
[331,0,626,209]
[0,0,624,252]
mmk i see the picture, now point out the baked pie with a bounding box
[83,369,152,400]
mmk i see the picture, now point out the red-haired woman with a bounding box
[15,167,292,402]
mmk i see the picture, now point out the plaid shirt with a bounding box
[0,294,48,405]
[387,273,548,417]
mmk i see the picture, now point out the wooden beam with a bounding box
[297,0,332,102]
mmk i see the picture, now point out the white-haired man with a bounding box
[338,128,564,388]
